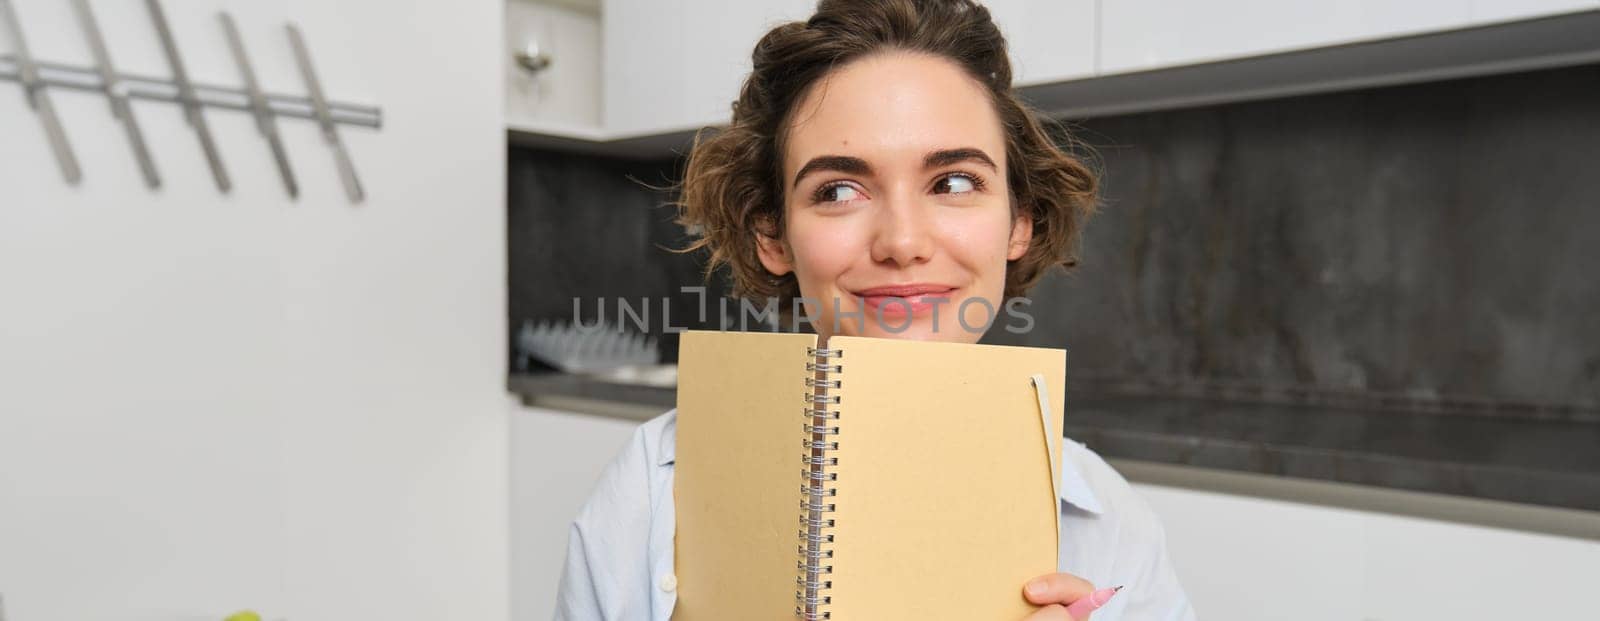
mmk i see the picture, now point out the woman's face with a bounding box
[758,51,1030,344]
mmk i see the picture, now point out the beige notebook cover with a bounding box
[673,330,1066,620]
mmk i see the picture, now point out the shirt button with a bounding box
[659,573,677,592]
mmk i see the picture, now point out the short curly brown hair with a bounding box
[675,0,1098,310]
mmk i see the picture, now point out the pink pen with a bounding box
[1064,585,1122,619]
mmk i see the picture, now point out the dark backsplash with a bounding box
[507,148,732,365]
[509,62,1600,411]
[1018,62,1600,412]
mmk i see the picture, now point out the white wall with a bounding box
[0,0,507,619]
[511,410,1600,620]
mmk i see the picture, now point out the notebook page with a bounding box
[824,336,1065,619]
[672,330,818,620]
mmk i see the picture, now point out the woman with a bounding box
[555,1,1196,619]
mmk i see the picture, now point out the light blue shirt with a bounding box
[553,410,1197,620]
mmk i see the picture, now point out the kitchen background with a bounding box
[507,1,1600,620]
[1,0,1597,620]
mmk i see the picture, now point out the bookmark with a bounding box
[1030,374,1063,547]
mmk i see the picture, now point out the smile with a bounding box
[849,284,957,317]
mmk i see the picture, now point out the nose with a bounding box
[868,192,935,267]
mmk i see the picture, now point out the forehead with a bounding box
[782,52,1005,176]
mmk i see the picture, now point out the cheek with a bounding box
[785,214,869,283]
[937,207,1016,269]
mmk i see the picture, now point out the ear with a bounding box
[755,226,795,277]
[1007,210,1033,261]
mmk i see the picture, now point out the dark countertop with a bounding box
[1064,396,1600,512]
[508,373,1600,520]
[510,372,675,409]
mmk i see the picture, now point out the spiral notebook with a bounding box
[672,329,1067,620]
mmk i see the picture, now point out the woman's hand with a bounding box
[1021,572,1098,620]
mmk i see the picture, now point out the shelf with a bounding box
[506,116,705,159]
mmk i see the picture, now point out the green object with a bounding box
[223,612,261,621]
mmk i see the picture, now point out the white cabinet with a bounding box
[511,405,642,619]
[602,0,689,135]
[603,0,813,136]
[600,0,1096,134]
[680,0,817,128]
[1466,0,1599,23]
[1100,0,1599,75]
[1142,484,1600,620]
[602,0,1102,134]
[506,0,602,133]
[1099,0,1470,74]
[516,0,1600,151]
[984,0,1097,85]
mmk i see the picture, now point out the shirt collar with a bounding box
[1056,443,1103,514]
[657,410,677,467]
[656,409,1101,514]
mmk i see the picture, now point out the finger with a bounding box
[1023,572,1096,605]
[1023,603,1077,621]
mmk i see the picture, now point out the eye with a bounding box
[812,181,864,204]
[933,173,985,195]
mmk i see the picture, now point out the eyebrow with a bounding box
[791,147,999,189]
[792,155,869,189]
[924,147,998,172]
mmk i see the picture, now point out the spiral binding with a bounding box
[797,346,843,620]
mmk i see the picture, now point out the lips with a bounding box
[849,284,957,317]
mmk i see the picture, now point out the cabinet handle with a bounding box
[514,40,553,73]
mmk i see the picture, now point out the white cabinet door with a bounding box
[603,0,690,134]
[511,406,643,620]
[605,0,812,136]
[1465,0,1598,23]
[608,0,1101,134]
[506,1,601,130]
[1099,0,1474,74]
[681,0,815,129]
[984,0,1097,85]
[579,0,1600,142]
[1099,0,1600,76]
